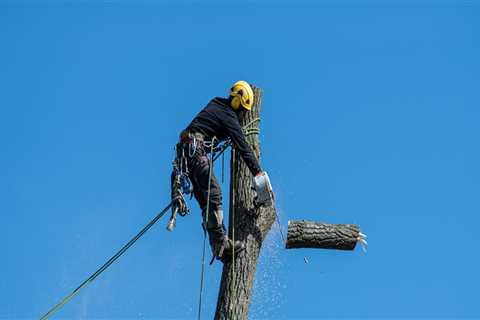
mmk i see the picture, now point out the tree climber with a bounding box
[171,80,267,263]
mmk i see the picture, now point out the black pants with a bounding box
[176,141,223,229]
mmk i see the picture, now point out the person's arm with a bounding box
[221,111,262,176]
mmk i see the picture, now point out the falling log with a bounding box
[286,220,361,251]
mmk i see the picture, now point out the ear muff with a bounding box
[231,95,241,110]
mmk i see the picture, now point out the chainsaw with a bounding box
[253,171,274,207]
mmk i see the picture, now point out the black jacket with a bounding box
[186,97,262,175]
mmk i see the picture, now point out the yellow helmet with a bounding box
[229,80,254,111]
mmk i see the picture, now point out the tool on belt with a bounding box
[167,133,195,231]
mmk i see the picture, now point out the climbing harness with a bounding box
[40,200,176,320]
[168,133,232,233]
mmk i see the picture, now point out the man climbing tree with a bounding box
[170,80,272,263]
[40,83,362,320]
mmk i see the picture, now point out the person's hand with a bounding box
[173,196,187,214]
[253,170,273,207]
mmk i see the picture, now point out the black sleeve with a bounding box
[221,112,262,176]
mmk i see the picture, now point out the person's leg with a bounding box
[190,151,244,262]
[190,152,222,217]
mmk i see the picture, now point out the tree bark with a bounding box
[286,220,360,251]
[214,87,276,320]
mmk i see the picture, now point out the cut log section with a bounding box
[286,220,361,251]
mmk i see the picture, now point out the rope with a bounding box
[242,118,286,246]
[243,118,260,138]
[212,140,231,163]
[242,118,260,131]
[227,118,260,314]
[197,116,261,317]
[40,117,262,320]
[40,201,175,320]
[243,117,287,246]
[230,148,237,315]
[210,117,260,164]
[197,137,216,320]
[221,151,225,183]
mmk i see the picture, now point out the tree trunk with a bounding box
[286,220,360,251]
[214,87,276,320]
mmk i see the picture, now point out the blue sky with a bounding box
[1,1,479,319]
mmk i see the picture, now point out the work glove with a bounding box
[253,171,274,207]
[173,195,187,214]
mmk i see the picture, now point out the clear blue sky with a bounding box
[1,1,479,319]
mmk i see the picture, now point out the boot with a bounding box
[207,226,245,264]
[220,237,245,263]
